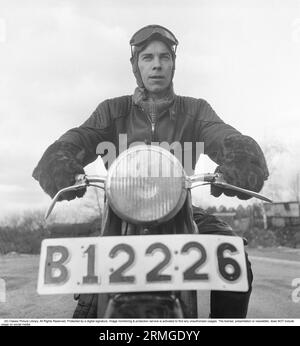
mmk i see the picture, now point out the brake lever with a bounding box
[45,181,88,220]
[212,173,272,203]
[45,174,107,220]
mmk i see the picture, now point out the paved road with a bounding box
[0,254,77,319]
[247,255,300,318]
[0,250,299,319]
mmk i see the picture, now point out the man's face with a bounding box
[137,40,174,95]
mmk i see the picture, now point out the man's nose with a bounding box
[152,56,162,69]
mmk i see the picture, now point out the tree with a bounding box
[236,204,247,218]
[261,141,288,201]
[289,173,300,202]
[206,206,217,214]
[218,205,227,213]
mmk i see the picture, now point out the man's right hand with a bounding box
[32,141,87,201]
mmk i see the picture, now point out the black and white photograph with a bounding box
[0,0,300,325]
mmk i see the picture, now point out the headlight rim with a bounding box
[106,145,187,225]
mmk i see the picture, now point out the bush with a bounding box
[0,212,102,255]
[272,226,300,247]
[242,226,300,248]
[243,227,278,248]
[0,227,47,254]
[48,218,101,238]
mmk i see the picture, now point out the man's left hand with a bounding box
[210,134,269,200]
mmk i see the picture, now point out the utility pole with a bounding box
[260,202,268,230]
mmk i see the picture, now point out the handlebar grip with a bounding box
[203,173,224,183]
[75,174,86,183]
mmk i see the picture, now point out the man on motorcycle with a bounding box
[32,25,269,318]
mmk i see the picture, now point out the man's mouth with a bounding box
[149,76,164,80]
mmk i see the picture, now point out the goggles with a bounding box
[130,25,178,49]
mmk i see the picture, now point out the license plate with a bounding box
[37,234,249,294]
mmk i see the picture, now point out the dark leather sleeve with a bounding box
[196,99,269,198]
[196,99,242,164]
[32,141,86,200]
[32,100,116,199]
[58,100,114,167]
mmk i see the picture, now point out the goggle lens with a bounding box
[130,25,178,47]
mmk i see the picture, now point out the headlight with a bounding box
[106,145,187,224]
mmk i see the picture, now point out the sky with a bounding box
[1,0,300,219]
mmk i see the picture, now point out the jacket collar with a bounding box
[131,92,179,121]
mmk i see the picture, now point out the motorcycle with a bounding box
[37,145,271,318]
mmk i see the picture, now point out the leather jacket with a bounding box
[58,95,243,173]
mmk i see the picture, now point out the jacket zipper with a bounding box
[146,112,157,142]
[140,105,157,142]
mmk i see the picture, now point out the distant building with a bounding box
[263,201,300,228]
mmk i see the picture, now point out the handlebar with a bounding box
[74,174,106,185]
[44,174,106,219]
[45,172,272,219]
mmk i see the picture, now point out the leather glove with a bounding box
[210,134,269,200]
[32,141,87,201]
